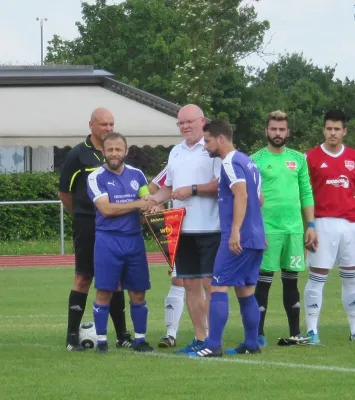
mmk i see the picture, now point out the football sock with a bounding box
[281,270,301,337]
[93,302,110,343]
[67,290,88,337]
[109,290,127,339]
[206,292,229,350]
[130,301,148,344]
[238,294,260,350]
[254,272,273,335]
[339,269,355,335]
[304,272,328,334]
[165,285,185,339]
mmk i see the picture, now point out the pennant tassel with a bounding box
[143,208,186,268]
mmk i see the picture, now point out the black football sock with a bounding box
[281,270,300,337]
[254,272,274,336]
[110,290,128,339]
[67,290,88,339]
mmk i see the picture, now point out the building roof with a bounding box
[0,66,182,148]
[0,65,113,85]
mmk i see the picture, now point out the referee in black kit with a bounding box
[58,107,132,351]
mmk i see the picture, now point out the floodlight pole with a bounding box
[36,17,48,66]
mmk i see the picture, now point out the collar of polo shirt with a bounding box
[181,136,205,149]
[84,135,95,148]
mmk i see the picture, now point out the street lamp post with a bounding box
[36,17,48,66]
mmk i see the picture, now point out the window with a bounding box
[0,147,25,173]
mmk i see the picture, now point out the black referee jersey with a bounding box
[59,135,104,217]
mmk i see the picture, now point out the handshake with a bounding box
[136,185,193,213]
[137,195,164,213]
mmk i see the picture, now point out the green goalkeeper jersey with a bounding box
[250,147,314,234]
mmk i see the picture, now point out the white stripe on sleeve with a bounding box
[222,151,245,188]
[87,167,108,202]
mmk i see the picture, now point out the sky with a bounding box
[0,0,354,80]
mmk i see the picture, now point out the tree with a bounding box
[45,0,268,108]
[235,53,355,153]
[46,0,188,100]
[45,35,86,65]
[45,2,355,155]
[170,0,270,112]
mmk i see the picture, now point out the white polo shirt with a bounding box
[165,137,221,233]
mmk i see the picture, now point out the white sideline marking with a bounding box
[0,342,354,374]
[148,352,355,374]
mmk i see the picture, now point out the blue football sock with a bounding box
[130,301,148,343]
[93,302,110,342]
[207,292,229,350]
[238,294,260,350]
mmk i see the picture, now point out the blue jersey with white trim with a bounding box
[87,164,148,234]
[219,150,265,249]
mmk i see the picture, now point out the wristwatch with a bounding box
[192,184,198,196]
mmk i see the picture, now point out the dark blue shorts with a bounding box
[212,242,263,287]
[94,231,151,292]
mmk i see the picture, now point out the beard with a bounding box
[206,149,220,158]
[267,135,288,148]
[106,157,125,171]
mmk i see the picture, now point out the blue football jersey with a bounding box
[87,164,148,234]
[218,150,265,249]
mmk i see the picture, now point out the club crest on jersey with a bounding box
[286,161,297,171]
[345,160,355,171]
[130,180,139,190]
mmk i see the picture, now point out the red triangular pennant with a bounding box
[143,208,186,268]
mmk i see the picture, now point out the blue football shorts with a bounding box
[94,230,151,292]
[212,241,264,287]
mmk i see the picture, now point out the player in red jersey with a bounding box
[148,167,186,348]
[305,109,355,344]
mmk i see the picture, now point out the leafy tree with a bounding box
[45,0,269,109]
[46,0,187,100]
[236,54,355,153]
[45,2,355,155]
[46,34,92,65]
[170,0,269,112]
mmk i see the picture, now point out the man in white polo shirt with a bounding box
[148,104,221,354]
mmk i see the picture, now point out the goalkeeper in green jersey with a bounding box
[251,111,317,347]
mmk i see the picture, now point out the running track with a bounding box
[0,253,166,268]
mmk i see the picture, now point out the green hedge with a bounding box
[0,172,154,241]
[0,172,72,241]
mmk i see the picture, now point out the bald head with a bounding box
[89,108,115,142]
[90,108,114,123]
[177,104,204,120]
[177,104,206,146]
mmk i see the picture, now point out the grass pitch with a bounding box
[0,265,354,400]
[0,239,158,255]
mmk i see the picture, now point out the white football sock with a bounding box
[304,272,328,334]
[165,285,185,339]
[339,269,355,335]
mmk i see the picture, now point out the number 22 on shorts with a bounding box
[290,255,302,269]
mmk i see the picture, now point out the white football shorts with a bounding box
[307,217,355,269]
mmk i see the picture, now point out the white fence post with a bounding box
[59,202,65,255]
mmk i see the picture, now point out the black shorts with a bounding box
[72,216,95,277]
[175,233,221,278]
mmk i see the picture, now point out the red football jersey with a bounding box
[152,166,167,188]
[306,144,355,222]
